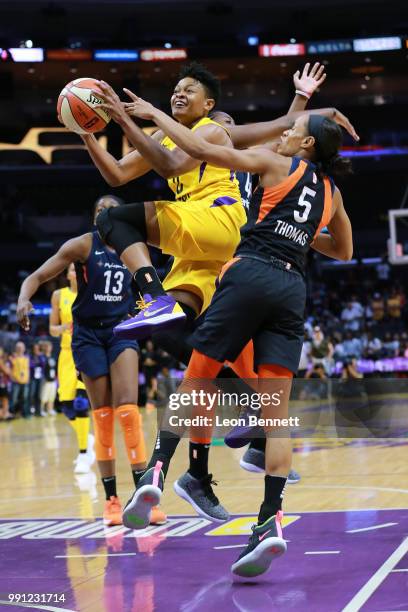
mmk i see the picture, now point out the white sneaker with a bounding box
[74,453,91,474]
[48,409,57,416]
[86,433,96,466]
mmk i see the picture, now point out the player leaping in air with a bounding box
[76,62,357,342]
[119,96,354,578]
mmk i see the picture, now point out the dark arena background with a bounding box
[1,1,408,611]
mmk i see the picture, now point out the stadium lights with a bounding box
[353,37,402,52]
[8,48,44,62]
[94,50,139,61]
[247,36,259,46]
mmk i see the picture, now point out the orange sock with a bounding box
[92,407,115,461]
[116,404,147,464]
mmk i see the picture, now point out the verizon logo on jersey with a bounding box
[274,220,309,246]
[93,294,123,302]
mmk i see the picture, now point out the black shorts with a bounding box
[0,387,9,398]
[191,255,306,373]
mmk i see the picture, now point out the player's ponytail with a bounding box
[308,115,353,180]
[319,153,352,180]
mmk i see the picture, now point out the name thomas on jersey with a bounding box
[274,219,309,247]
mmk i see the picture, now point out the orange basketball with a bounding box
[57,77,111,134]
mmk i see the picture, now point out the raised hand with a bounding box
[123,89,156,121]
[293,62,327,97]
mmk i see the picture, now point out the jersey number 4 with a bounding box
[104,270,124,295]
[294,186,316,223]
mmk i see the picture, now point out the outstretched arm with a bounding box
[124,97,278,174]
[17,235,91,331]
[229,107,358,149]
[97,81,206,179]
[311,190,353,261]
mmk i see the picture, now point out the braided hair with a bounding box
[308,115,352,180]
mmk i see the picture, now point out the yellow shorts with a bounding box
[58,348,85,402]
[155,199,246,313]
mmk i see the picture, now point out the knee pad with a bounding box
[96,202,147,256]
[73,394,90,416]
[95,208,113,244]
[116,404,146,464]
[61,400,76,420]
[92,407,115,460]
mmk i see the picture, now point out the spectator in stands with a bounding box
[30,342,45,417]
[10,341,30,418]
[341,297,364,332]
[386,287,405,331]
[342,331,363,360]
[382,332,399,358]
[363,331,382,360]
[371,292,385,325]
[40,341,57,416]
[376,256,391,290]
[310,326,333,375]
[0,346,12,420]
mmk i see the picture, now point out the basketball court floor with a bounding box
[0,410,407,611]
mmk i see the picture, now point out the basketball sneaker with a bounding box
[114,294,186,340]
[224,410,263,449]
[150,506,167,525]
[173,472,229,522]
[231,512,287,578]
[122,462,164,530]
[74,453,91,474]
[103,496,123,526]
[239,448,301,483]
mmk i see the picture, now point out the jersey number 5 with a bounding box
[294,186,316,223]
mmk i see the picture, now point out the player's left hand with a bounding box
[17,299,33,331]
[293,62,327,97]
[123,89,156,120]
[95,81,127,123]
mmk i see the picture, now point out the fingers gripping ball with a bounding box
[57,78,111,134]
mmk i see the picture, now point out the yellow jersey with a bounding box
[161,117,242,205]
[59,286,76,349]
[11,355,30,384]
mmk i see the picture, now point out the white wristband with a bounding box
[295,89,311,99]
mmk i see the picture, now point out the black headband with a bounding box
[308,114,338,162]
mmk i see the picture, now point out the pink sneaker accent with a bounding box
[153,461,163,487]
[275,510,284,538]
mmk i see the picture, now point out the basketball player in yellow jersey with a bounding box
[78,62,356,341]
[50,263,95,474]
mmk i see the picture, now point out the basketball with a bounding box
[57,77,111,134]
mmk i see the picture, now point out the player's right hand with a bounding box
[17,300,33,331]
